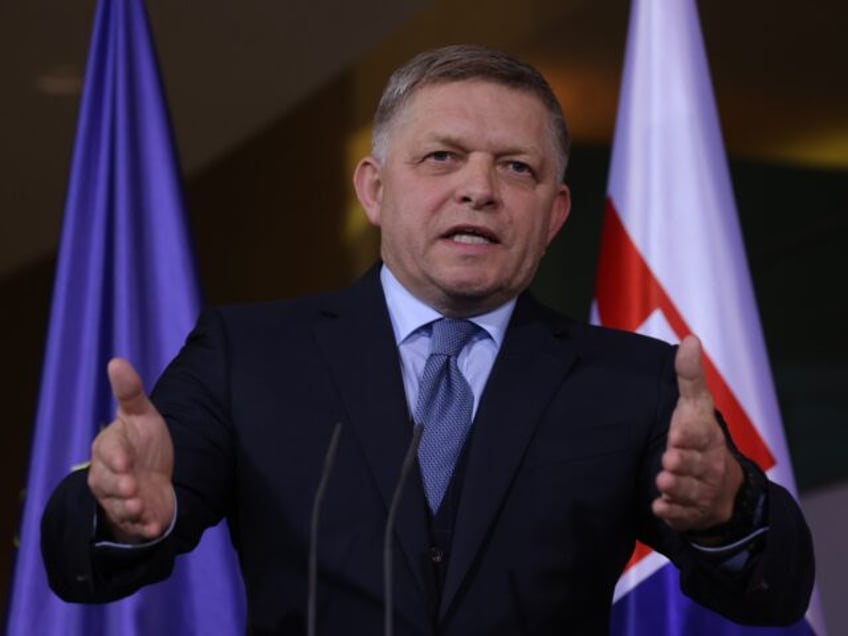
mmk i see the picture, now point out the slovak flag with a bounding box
[591,0,825,634]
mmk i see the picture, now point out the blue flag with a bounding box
[6,0,245,633]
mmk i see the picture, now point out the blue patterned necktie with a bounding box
[414,318,480,512]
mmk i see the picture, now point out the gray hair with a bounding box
[371,45,571,180]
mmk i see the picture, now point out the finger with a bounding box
[109,496,145,520]
[655,470,704,506]
[668,334,719,452]
[121,516,169,541]
[675,335,709,401]
[667,415,717,451]
[100,496,147,529]
[652,496,702,529]
[660,447,709,478]
[88,460,138,500]
[91,422,135,474]
[102,490,174,541]
[107,358,155,417]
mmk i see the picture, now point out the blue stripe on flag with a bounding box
[612,564,815,636]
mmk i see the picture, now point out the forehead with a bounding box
[390,80,555,149]
[399,80,547,121]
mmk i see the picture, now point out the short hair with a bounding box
[371,44,571,180]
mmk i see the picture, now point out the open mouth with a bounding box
[443,226,499,245]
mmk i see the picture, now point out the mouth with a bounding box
[442,225,500,245]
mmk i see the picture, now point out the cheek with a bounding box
[511,206,554,247]
[388,194,442,237]
[381,211,423,259]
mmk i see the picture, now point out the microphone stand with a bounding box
[307,421,343,636]
[384,424,424,636]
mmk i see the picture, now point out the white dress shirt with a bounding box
[379,265,515,420]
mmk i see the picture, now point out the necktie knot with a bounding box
[429,318,479,357]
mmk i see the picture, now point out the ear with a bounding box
[545,184,572,245]
[353,156,384,227]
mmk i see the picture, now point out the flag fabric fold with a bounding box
[6,0,245,633]
[592,0,824,634]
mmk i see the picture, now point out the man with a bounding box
[42,45,814,634]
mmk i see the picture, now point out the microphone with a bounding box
[384,423,424,636]
[307,421,343,636]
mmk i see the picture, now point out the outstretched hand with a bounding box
[652,335,743,535]
[87,359,175,543]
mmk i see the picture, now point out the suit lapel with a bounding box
[440,296,578,619]
[312,269,435,610]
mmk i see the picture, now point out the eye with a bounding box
[506,160,533,176]
[426,150,455,163]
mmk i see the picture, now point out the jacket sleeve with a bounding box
[41,468,182,602]
[636,345,815,626]
[40,308,236,603]
[674,479,815,625]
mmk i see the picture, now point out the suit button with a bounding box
[430,547,444,564]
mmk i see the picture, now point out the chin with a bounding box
[439,281,511,314]
[440,274,496,297]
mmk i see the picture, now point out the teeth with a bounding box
[450,232,492,244]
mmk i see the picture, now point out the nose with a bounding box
[456,155,498,210]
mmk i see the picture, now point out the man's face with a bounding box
[354,80,571,316]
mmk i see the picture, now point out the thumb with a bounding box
[108,358,154,417]
[675,334,709,401]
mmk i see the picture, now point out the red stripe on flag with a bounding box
[596,198,776,572]
[623,541,654,571]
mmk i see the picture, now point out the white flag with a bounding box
[591,0,825,634]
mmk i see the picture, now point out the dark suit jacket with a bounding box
[42,267,814,634]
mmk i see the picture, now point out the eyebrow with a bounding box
[420,132,545,161]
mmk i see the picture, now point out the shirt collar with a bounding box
[380,264,516,347]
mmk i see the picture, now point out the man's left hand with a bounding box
[652,335,743,534]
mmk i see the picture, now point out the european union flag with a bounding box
[6,0,245,633]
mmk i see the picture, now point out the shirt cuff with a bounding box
[688,525,769,571]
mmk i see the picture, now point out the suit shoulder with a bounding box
[572,320,675,358]
[205,265,384,330]
[525,299,676,375]
[525,296,674,356]
[203,289,342,332]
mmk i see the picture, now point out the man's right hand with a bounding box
[87,358,175,544]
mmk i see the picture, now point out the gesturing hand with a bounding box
[87,358,175,543]
[652,335,743,534]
